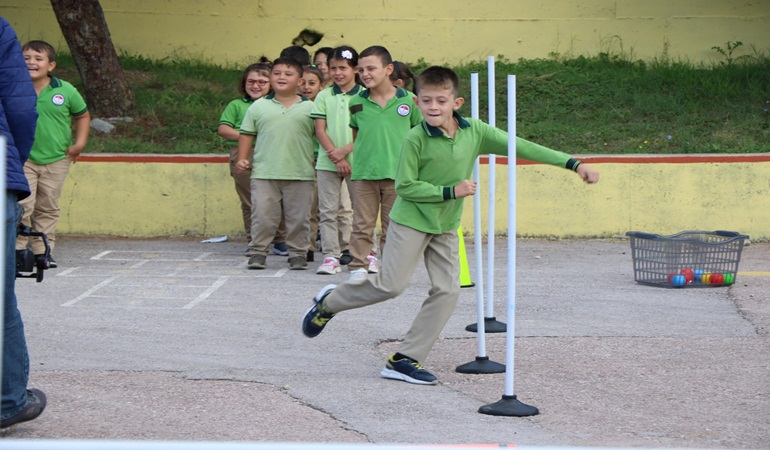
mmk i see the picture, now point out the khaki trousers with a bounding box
[326,221,460,363]
[316,169,353,258]
[230,147,287,243]
[348,179,395,270]
[229,146,253,239]
[248,179,313,259]
[16,158,71,254]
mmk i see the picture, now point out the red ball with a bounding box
[680,268,694,284]
[710,273,724,285]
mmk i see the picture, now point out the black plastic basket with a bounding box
[626,230,749,288]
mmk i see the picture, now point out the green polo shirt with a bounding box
[390,113,579,234]
[218,96,254,146]
[29,76,88,165]
[310,83,363,172]
[348,87,422,180]
[240,93,315,180]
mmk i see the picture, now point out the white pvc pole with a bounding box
[504,75,517,396]
[485,56,496,320]
[470,72,487,357]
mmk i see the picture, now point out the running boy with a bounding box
[345,45,422,279]
[303,66,600,385]
[16,40,90,267]
[236,57,315,270]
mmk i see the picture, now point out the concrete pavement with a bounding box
[3,237,768,448]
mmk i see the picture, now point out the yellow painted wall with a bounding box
[56,156,770,241]
[2,0,769,65]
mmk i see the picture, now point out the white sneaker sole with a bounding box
[379,367,438,385]
[316,266,341,275]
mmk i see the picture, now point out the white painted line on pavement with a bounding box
[182,276,229,309]
[61,277,118,307]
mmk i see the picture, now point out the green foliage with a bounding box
[54,50,770,155]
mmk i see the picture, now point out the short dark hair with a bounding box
[22,40,56,62]
[272,57,305,76]
[415,66,460,97]
[280,45,311,66]
[359,45,392,66]
[238,57,272,97]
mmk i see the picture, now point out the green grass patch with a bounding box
[54,50,770,155]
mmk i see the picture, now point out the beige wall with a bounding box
[3,0,769,65]
[55,154,770,241]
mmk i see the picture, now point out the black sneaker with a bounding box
[288,256,308,270]
[380,354,438,385]
[339,249,353,265]
[47,255,57,268]
[302,284,336,337]
[0,388,46,429]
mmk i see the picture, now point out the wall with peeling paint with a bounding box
[3,0,769,65]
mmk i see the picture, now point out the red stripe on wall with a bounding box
[79,154,229,163]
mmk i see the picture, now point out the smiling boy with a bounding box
[16,40,90,268]
[236,57,315,270]
[345,45,422,279]
[303,66,600,385]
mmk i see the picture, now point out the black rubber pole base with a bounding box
[465,316,507,333]
[455,356,505,374]
[479,395,539,417]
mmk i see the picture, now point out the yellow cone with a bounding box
[458,226,474,287]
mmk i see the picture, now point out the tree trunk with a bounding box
[50,0,136,117]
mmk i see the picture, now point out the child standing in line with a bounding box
[16,40,90,267]
[303,66,600,385]
[313,47,334,86]
[236,57,316,270]
[390,61,415,92]
[310,46,362,275]
[218,60,288,256]
[344,45,423,279]
[301,65,326,262]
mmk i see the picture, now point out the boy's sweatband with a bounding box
[443,186,455,200]
[566,158,582,171]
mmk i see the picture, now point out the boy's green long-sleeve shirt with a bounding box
[390,113,581,235]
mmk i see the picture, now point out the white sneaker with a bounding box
[367,254,379,273]
[349,268,368,280]
[317,257,341,275]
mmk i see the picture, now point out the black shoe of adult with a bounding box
[0,388,46,429]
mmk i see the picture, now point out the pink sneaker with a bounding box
[367,253,379,273]
[317,257,341,275]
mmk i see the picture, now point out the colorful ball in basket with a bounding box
[710,273,724,285]
[680,268,694,284]
[702,272,712,284]
[669,274,686,287]
[724,273,735,285]
[693,269,704,283]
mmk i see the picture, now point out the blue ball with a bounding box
[671,274,686,287]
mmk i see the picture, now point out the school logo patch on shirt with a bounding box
[52,94,65,106]
[397,104,411,117]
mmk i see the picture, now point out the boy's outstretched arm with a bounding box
[576,163,600,184]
